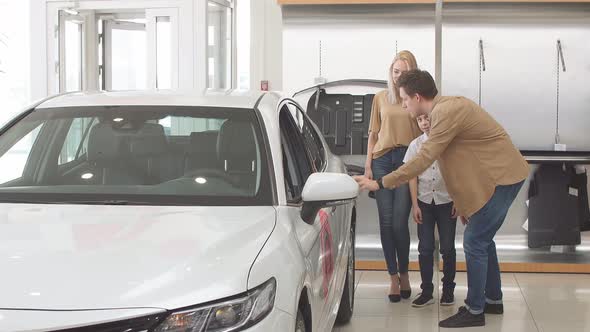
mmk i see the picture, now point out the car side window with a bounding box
[281,133,299,202]
[280,105,313,202]
[299,108,326,172]
[286,102,325,172]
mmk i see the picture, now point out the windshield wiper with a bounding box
[62,200,133,205]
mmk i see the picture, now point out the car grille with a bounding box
[49,312,168,332]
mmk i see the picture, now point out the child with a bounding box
[403,114,457,307]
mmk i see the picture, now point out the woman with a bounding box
[365,50,422,303]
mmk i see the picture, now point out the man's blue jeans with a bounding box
[464,181,525,314]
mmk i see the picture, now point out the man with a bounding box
[354,69,529,328]
[404,113,457,309]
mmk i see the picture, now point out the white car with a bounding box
[0,90,359,332]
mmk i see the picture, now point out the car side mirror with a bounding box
[300,173,359,224]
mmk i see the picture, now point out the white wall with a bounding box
[250,0,283,92]
[281,3,590,152]
[442,3,590,151]
[0,0,31,126]
[282,5,436,96]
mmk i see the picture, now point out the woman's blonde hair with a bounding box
[387,50,418,104]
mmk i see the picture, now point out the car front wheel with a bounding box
[295,309,306,332]
[335,223,355,324]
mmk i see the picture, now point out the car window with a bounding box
[280,105,313,202]
[0,106,273,206]
[281,133,299,202]
[286,103,303,131]
[294,103,326,171]
[59,117,96,165]
[0,123,43,185]
[285,102,325,172]
[302,119,325,171]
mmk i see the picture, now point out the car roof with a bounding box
[36,89,282,113]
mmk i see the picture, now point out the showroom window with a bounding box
[0,0,31,127]
[98,9,179,91]
[155,17,172,89]
[58,10,84,93]
[49,5,180,94]
[207,0,234,90]
[236,0,250,90]
[100,16,148,91]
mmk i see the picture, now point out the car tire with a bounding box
[295,309,307,332]
[335,224,355,324]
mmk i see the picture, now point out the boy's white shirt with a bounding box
[403,133,453,205]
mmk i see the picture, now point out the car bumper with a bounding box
[244,308,294,331]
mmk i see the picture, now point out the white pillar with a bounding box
[251,0,283,91]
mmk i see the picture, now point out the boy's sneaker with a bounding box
[484,303,504,314]
[440,289,455,306]
[412,293,435,307]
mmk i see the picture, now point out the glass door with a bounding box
[102,17,147,91]
[58,10,84,92]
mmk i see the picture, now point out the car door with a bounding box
[293,101,353,323]
[279,101,346,331]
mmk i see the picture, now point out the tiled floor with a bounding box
[333,271,590,332]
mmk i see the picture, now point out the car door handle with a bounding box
[345,164,364,176]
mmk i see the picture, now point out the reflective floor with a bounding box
[333,271,590,332]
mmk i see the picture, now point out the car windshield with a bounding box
[0,105,273,206]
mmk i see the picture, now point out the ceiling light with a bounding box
[81,173,94,180]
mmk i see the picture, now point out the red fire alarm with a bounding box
[261,80,269,91]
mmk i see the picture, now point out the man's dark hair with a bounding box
[397,69,438,100]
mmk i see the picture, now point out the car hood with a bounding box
[0,204,276,310]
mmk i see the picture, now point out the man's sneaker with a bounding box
[439,306,485,328]
[412,293,434,307]
[440,289,455,306]
[484,303,504,314]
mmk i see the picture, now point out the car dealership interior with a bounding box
[1,0,590,331]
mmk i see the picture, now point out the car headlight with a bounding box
[154,278,276,332]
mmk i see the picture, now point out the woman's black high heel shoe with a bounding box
[400,273,412,299]
[389,275,401,303]
[389,294,401,303]
[401,289,412,299]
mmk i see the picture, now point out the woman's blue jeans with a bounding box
[372,148,411,275]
